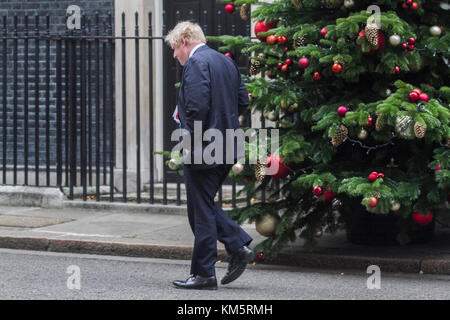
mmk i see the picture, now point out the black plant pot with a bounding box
[345,209,435,246]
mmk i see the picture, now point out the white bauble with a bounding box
[390,201,401,212]
[232,163,244,175]
[357,129,368,140]
[389,34,402,46]
[344,0,354,8]
[430,26,442,36]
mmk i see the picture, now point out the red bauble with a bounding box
[337,106,348,117]
[367,116,373,126]
[409,91,420,102]
[313,186,323,196]
[368,172,378,182]
[377,173,384,179]
[411,2,419,10]
[368,197,378,208]
[277,62,283,69]
[394,66,401,74]
[281,64,289,72]
[225,4,235,14]
[357,29,385,55]
[435,164,442,171]
[225,52,233,59]
[298,57,309,68]
[254,20,277,41]
[412,88,422,95]
[313,72,321,81]
[285,59,292,66]
[419,93,429,102]
[408,37,416,45]
[266,154,290,179]
[324,192,336,202]
[413,211,433,226]
[320,28,329,37]
[277,36,288,45]
[256,252,264,261]
[401,43,408,50]
[332,62,343,73]
[406,0,413,5]
[266,35,278,45]
[407,44,415,51]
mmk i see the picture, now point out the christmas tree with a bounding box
[211,0,449,259]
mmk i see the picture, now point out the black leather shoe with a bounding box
[221,246,254,285]
[173,275,218,290]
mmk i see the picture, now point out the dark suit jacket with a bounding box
[177,45,249,170]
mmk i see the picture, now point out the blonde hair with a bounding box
[165,21,206,48]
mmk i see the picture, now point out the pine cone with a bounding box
[291,0,303,8]
[294,36,306,48]
[331,125,348,147]
[255,159,266,182]
[414,122,427,139]
[240,4,250,20]
[250,59,261,76]
[375,115,385,132]
[365,23,379,47]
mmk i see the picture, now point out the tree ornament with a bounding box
[249,59,261,76]
[240,3,250,20]
[313,186,323,196]
[365,23,380,47]
[315,230,323,238]
[225,4,235,14]
[411,2,418,10]
[358,128,368,140]
[255,214,280,237]
[389,34,402,46]
[434,164,442,171]
[430,26,442,36]
[313,72,322,81]
[255,158,266,182]
[331,125,348,147]
[324,191,336,202]
[266,154,290,179]
[225,52,233,59]
[337,106,348,117]
[366,116,373,127]
[285,59,293,66]
[266,35,278,45]
[232,162,244,175]
[320,28,329,38]
[395,115,415,140]
[168,158,181,170]
[419,93,429,102]
[414,122,426,139]
[256,252,264,262]
[291,0,303,8]
[368,171,379,182]
[298,57,309,68]
[394,66,401,74]
[268,111,278,121]
[412,211,433,226]
[409,91,420,102]
[277,36,288,46]
[281,64,289,72]
[344,0,354,8]
[294,36,306,48]
[357,28,385,55]
[332,62,343,73]
[390,201,401,212]
[254,20,277,41]
[288,103,299,112]
[367,196,378,208]
[323,0,344,9]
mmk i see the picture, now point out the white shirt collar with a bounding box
[189,43,206,58]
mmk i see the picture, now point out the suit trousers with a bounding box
[183,163,253,277]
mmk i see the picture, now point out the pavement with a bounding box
[0,201,449,275]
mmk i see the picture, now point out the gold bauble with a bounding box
[255,214,280,237]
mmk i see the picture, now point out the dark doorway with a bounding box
[162,0,250,182]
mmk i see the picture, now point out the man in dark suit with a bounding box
[165,22,253,290]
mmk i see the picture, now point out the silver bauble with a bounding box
[389,34,401,46]
[430,26,442,36]
[168,158,181,170]
[268,111,277,121]
[357,128,368,140]
[395,115,415,140]
[232,163,244,175]
[344,0,354,8]
[390,200,401,212]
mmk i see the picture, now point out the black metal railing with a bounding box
[0,10,255,208]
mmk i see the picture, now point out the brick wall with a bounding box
[0,0,114,172]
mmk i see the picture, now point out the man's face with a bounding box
[172,39,190,66]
